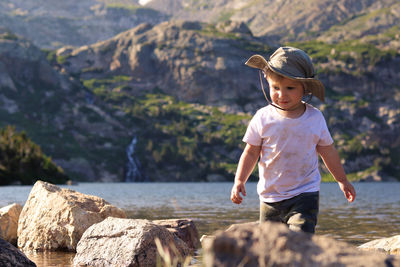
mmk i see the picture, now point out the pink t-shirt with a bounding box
[243,103,333,202]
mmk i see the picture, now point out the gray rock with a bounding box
[0,203,22,245]
[153,218,200,250]
[203,221,400,267]
[18,181,126,251]
[0,238,36,267]
[359,235,400,255]
[74,217,190,267]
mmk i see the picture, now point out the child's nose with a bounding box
[278,89,287,97]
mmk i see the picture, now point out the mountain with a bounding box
[55,20,270,110]
[0,0,399,182]
[0,26,253,182]
[0,29,137,182]
[145,0,400,48]
[0,0,167,49]
[54,20,400,181]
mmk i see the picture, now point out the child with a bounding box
[230,47,356,233]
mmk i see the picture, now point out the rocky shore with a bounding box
[0,180,399,266]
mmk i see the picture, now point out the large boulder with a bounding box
[203,221,400,267]
[0,238,36,267]
[73,217,191,267]
[17,180,126,251]
[0,203,22,245]
[359,235,400,255]
[153,218,200,251]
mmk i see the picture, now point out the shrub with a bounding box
[0,125,68,185]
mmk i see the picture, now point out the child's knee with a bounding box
[287,213,316,233]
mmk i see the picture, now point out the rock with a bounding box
[0,238,36,267]
[224,221,258,232]
[0,203,22,245]
[359,170,398,182]
[216,20,253,35]
[153,218,200,250]
[17,180,126,251]
[73,217,190,267]
[200,235,216,249]
[359,235,400,255]
[202,221,400,267]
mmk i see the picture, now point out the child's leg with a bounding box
[284,192,319,233]
[259,201,283,223]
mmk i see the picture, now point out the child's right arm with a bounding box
[231,143,261,204]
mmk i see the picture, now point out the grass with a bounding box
[105,4,160,15]
[0,31,19,41]
[287,40,398,66]
[321,172,360,183]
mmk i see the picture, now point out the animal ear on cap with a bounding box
[245,55,268,70]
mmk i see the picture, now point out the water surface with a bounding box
[1,182,399,266]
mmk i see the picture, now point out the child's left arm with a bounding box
[317,144,356,202]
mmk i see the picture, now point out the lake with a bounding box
[1,182,400,266]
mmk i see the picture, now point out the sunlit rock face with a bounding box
[17,181,126,251]
[359,235,400,255]
[203,221,400,266]
[73,217,190,266]
[0,203,22,245]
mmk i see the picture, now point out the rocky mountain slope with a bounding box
[54,20,399,181]
[0,0,167,49]
[55,20,269,110]
[145,0,400,48]
[0,0,399,182]
[0,26,253,182]
[2,0,399,51]
[0,29,137,182]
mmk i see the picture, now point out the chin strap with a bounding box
[258,70,313,111]
[259,71,285,110]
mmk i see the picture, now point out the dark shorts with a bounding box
[259,191,319,233]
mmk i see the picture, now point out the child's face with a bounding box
[266,75,304,112]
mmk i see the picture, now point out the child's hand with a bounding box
[231,182,246,204]
[338,181,356,202]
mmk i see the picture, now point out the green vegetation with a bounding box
[215,10,235,23]
[0,126,68,185]
[287,40,398,66]
[199,24,241,40]
[105,4,159,16]
[0,31,19,41]
[83,76,252,181]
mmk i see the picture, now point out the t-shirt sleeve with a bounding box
[317,114,334,146]
[242,112,262,146]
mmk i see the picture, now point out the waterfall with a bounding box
[125,136,146,182]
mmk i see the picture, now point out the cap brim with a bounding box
[245,55,268,70]
[303,80,325,102]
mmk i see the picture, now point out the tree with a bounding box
[0,126,68,185]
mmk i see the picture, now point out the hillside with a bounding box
[0,0,399,183]
[0,29,136,182]
[145,0,400,48]
[54,20,399,181]
[54,20,270,110]
[0,26,253,182]
[0,0,167,49]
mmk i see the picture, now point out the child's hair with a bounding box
[263,68,311,95]
[263,68,284,81]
